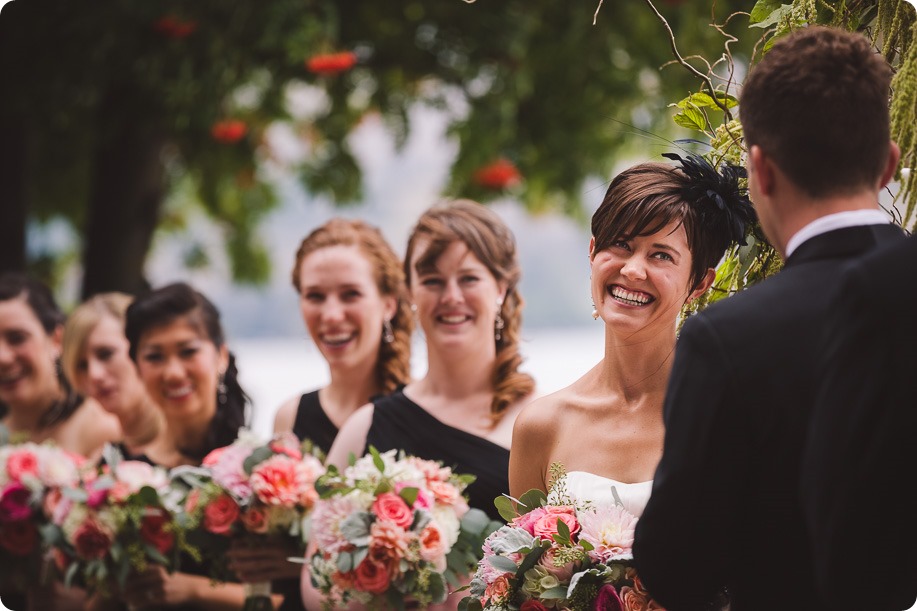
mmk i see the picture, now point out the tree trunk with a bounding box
[81,93,166,299]
[0,119,28,274]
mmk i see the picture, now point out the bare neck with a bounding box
[323,360,382,418]
[3,386,63,435]
[417,343,495,404]
[598,323,676,402]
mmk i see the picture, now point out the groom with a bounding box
[799,233,917,610]
[632,26,903,611]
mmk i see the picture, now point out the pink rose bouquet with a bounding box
[308,447,499,609]
[171,431,324,606]
[0,442,85,588]
[461,486,666,611]
[42,449,187,594]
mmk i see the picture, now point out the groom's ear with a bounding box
[687,268,716,303]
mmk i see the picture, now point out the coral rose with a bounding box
[140,511,175,555]
[371,492,413,529]
[484,573,512,604]
[532,506,579,540]
[73,519,112,560]
[240,507,270,534]
[353,558,390,594]
[419,523,447,570]
[203,493,239,535]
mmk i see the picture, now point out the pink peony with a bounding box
[0,483,33,523]
[250,455,308,507]
[5,449,39,481]
[371,492,413,529]
[269,433,303,460]
[208,444,253,500]
[578,505,638,562]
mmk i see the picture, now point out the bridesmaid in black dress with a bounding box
[230,219,413,610]
[310,200,535,610]
[114,282,254,610]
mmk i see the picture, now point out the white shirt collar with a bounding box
[784,209,891,258]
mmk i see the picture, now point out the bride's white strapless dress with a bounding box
[549,470,653,517]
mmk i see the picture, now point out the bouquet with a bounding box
[0,441,85,589]
[461,481,665,611]
[172,431,325,609]
[42,448,185,594]
[308,447,499,610]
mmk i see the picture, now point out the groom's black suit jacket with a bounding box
[632,223,904,611]
[800,235,917,610]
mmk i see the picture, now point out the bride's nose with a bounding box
[620,255,647,281]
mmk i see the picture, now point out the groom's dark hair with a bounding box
[740,26,893,199]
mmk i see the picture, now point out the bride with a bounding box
[509,156,753,518]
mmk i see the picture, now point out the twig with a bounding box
[641,0,733,119]
[593,0,604,25]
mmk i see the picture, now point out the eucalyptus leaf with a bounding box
[369,445,385,473]
[494,496,517,522]
[488,527,537,554]
[518,489,548,511]
[540,586,568,600]
[339,513,372,547]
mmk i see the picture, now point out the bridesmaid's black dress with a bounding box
[290,390,338,457]
[364,390,510,521]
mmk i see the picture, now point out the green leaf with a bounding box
[494,496,517,523]
[677,92,738,110]
[518,489,548,512]
[673,105,708,132]
[749,0,783,24]
[487,554,519,573]
[427,571,447,603]
[369,445,385,473]
[243,446,275,475]
[750,3,794,29]
[552,517,571,546]
[540,586,568,600]
[336,551,353,573]
[64,562,79,588]
[399,486,419,507]
[460,508,492,536]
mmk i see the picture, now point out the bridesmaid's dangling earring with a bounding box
[382,318,394,344]
[217,371,227,405]
[494,298,505,342]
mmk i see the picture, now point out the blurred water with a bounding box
[234,325,606,438]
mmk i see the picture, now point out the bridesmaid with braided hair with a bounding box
[309,199,535,609]
[230,218,412,611]
[326,200,535,517]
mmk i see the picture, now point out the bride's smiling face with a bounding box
[591,220,704,335]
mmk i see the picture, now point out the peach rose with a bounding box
[419,523,447,569]
[371,492,413,529]
[203,493,239,535]
[427,480,461,506]
[620,586,649,611]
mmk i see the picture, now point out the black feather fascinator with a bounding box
[662,152,757,246]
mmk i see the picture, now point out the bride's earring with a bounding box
[591,302,599,320]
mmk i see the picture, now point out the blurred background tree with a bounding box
[0,0,756,298]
